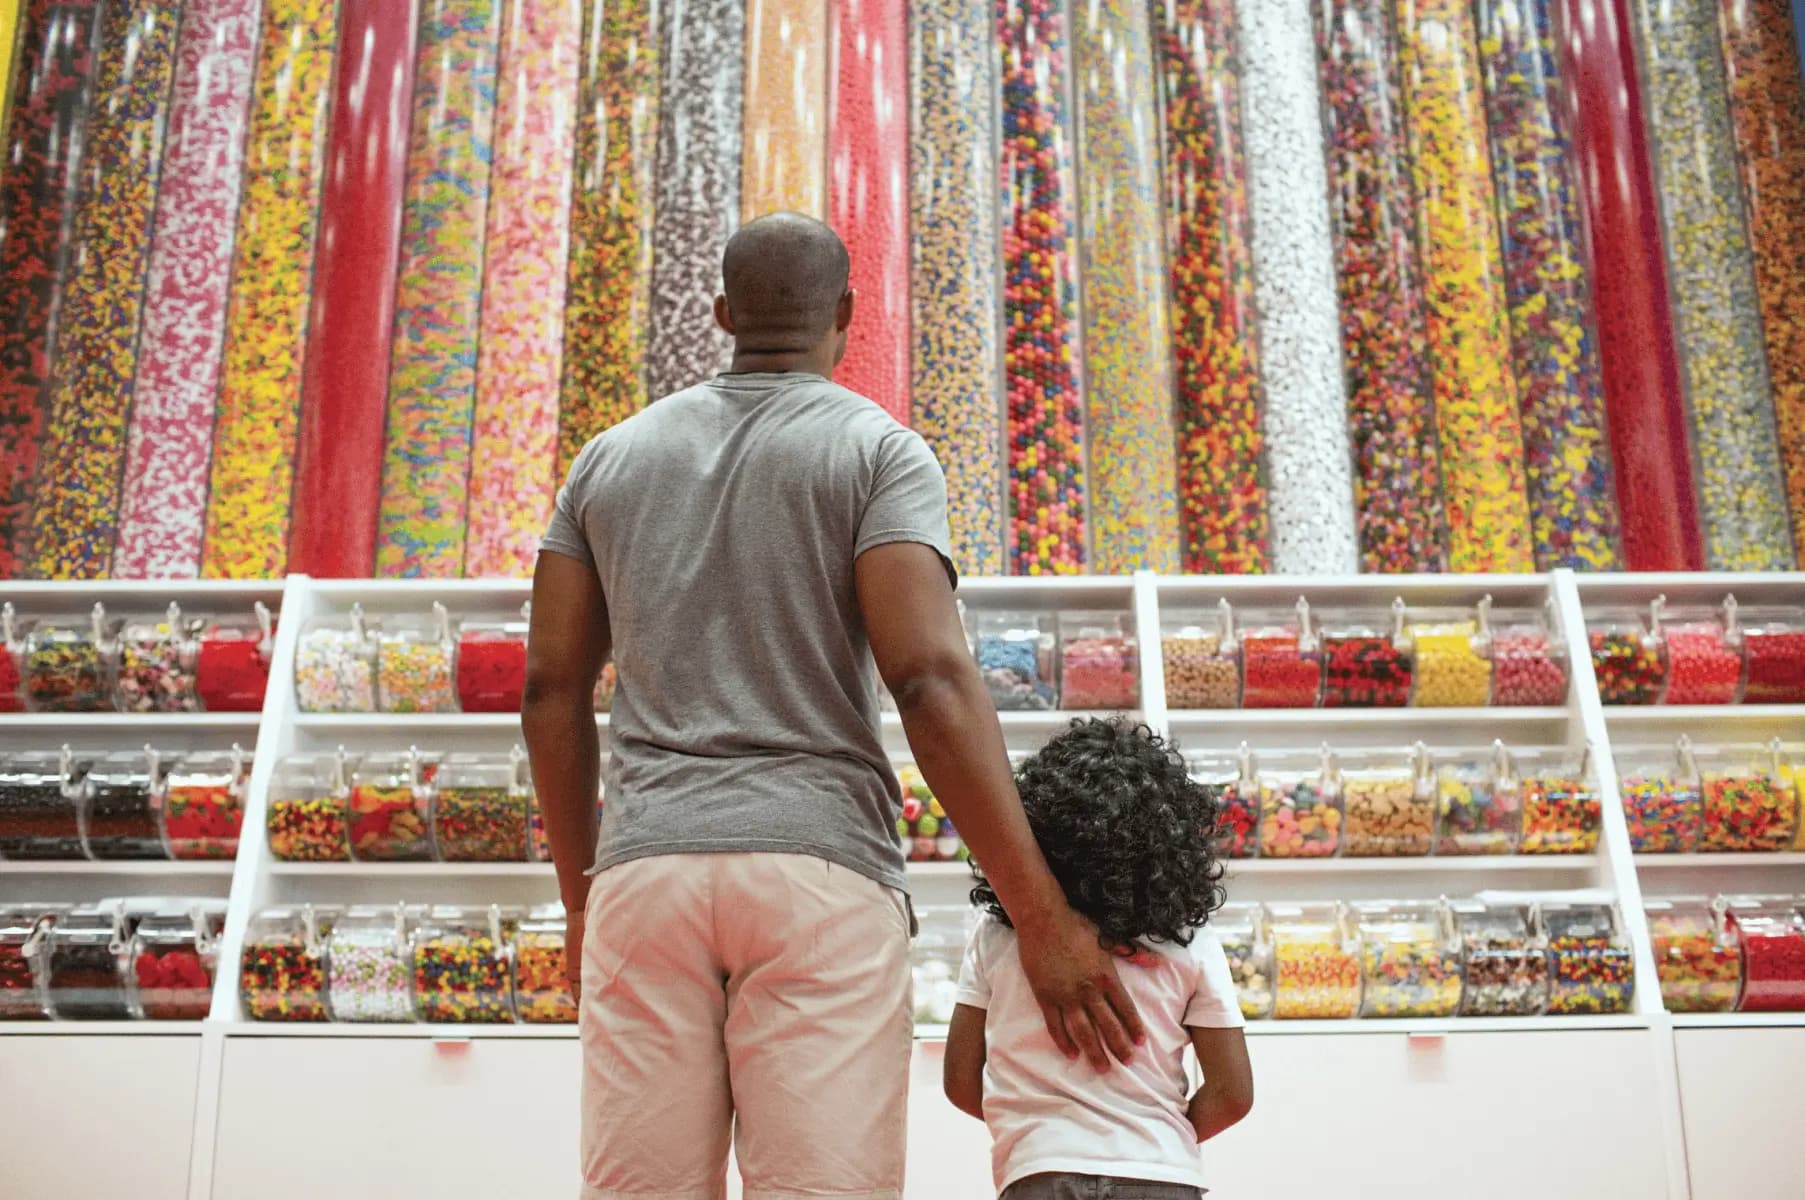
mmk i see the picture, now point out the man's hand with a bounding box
[564,905,585,995]
[1015,906,1145,1071]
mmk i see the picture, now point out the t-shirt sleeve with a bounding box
[1184,931,1248,1029]
[856,430,957,586]
[540,441,599,568]
[954,916,996,1010]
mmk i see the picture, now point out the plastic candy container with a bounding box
[0,905,61,1019]
[897,763,964,863]
[594,660,617,713]
[349,751,434,862]
[1161,603,1240,709]
[434,751,530,862]
[156,749,249,861]
[1587,607,1666,704]
[327,905,412,1023]
[1696,744,1796,852]
[0,749,86,859]
[1654,597,1741,705]
[1435,745,1522,855]
[1214,903,1273,1020]
[131,905,222,1020]
[410,905,515,1024]
[45,904,134,1020]
[1058,611,1138,709]
[911,906,969,1025]
[1518,747,1600,854]
[266,755,350,862]
[1737,606,1805,704]
[1726,897,1805,1011]
[24,604,116,712]
[241,906,335,1022]
[1454,902,1547,1016]
[294,605,378,712]
[1646,898,1740,1013]
[1270,902,1360,1019]
[514,905,578,1024]
[1355,900,1462,1018]
[377,603,458,714]
[195,603,275,712]
[1340,747,1434,857]
[1238,602,1322,708]
[115,604,200,713]
[971,611,1058,711]
[1256,747,1343,859]
[1318,604,1412,708]
[1407,605,1492,707]
[1617,741,1701,853]
[0,603,27,712]
[1192,751,1256,860]
[82,750,167,861]
[1788,758,1805,853]
[1542,902,1634,1015]
[455,609,528,712]
[1487,605,1568,706]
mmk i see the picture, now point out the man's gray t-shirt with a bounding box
[540,371,955,894]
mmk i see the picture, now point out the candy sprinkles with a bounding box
[910,0,1004,575]
[1238,0,1358,575]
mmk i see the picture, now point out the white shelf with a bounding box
[294,712,549,732]
[1605,705,1805,724]
[1166,706,1567,728]
[1669,1012,1805,1029]
[0,1021,205,1036]
[1226,854,1599,875]
[0,712,262,731]
[269,861,551,877]
[218,1021,962,1041]
[1241,1014,1650,1035]
[0,860,236,876]
[1634,852,1805,869]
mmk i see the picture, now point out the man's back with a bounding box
[541,370,953,893]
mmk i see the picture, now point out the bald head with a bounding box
[717,213,852,358]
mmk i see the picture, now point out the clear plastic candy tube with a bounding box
[203,0,338,579]
[1075,0,1179,573]
[465,0,581,578]
[910,0,1003,574]
[741,0,826,219]
[1154,0,1269,574]
[645,0,742,400]
[0,0,103,578]
[32,0,180,580]
[557,0,660,472]
[113,0,262,579]
[830,0,910,422]
[1633,0,1793,570]
[1395,0,1534,572]
[1311,0,1447,573]
[999,0,1087,574]
[1475,0,1621,570]
[1716,0,1805,564]
[374,0,504,579]
[1237,0,1357,574]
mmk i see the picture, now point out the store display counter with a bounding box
[1671,1018,1805,1200]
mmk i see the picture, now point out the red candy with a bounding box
[1731,907,1805,1011]
[134,947,213,1020]
[1489,631,1566,705]
[1741,627,1805,703]
[195,627,272,712]
[1661,620,1741,705]
[1241,633,1322,708]
[456,629,527,712]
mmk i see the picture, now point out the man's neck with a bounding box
[726,349,834,377]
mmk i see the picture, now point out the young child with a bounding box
[944,718,1253,1200]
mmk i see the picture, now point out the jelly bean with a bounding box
[1545,934,1633,1014]
[911,0,1004,574]
[1619,773,1702,853]
[113,0,262,580]
[1589,629,1667,704]
[434,786,528,862]
[1257,778,1342,858]
[1342,772,1433,857]
[241,941,328,1022]
[1661,620,1742,705]
[1697,772,1796,852]
[1208,783,1258,860]
[1059,636,1137,710]
[1155,0,1270,573]
[1649,910,1740,1013]
[1321,633,1412,708]
[741,0,825,219]
[1162,633,1240,709]
[1460,927,1547,1015]
[295,629,376,713]
[328,926,411,1023]
[1240,633,1322,708]
[349,782,431,862]
[1489,631,1566,705]
[1436,763,1522,856]
[266,795,349,863]
[1741,626,1805,703]
[1359,929,1461,1017]
[377,638,457,714]
[413,933,513,1023]
[514,930,578,1023]
[1519,775,1600,854]
[1409,622,1491,707]
[1273,931,1360,1018]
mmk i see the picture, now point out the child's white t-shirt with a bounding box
[954,913,1245,1194]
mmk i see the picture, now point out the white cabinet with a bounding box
[1674,1026,1805,1200]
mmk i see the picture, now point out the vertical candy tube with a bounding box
[1312,0,1447,573]
[0,3,20,143]
[1238,0,1358,575]
[557,0,659,473]
[1552,0,1699,569]
[202,0,338,579]
[829,0,909,422]
[1632,0,1792,570]
[1476,0,1621,570]
[465,0,581,578]
[1716,0,1805,564]
[30,0,181,579]
[741,0,824,217]
[113,0,262,580]
[1154,0,1267,574]
[0,1,101,578]
[1074,0,1178,572]
[374,0,503,578]
[910,0,1004,575]
[1395,0,1535,573]
[645,0,742,400]
[999,0,1086,574]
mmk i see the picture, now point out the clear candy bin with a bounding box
[912,906,971,1025]
[1355,900,1461,1018]
[970,611,1058,711]
[1161,601,1239,709]
[1058,611,1137,709]
[1213,901,1272,1020]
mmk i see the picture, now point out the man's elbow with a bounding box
[521,667,592,715]
[887,650,976,717]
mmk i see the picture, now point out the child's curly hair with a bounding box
[971,717,1226,947]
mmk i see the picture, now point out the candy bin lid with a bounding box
[437,751,517,790]
[517,902,568,936]
[1452,898,1542,945]
[1057,609,1135,639]
[1401,599,1487,636]
[1213,900,1268,943]
[27,601,119,648]
[459,603,529,639]
[1351,897,1456,939]
[1266,900,1355,939]
[1512,743,1593,782]
[133,899,226,944]
[1536,899,1626,944]
[1,600,31,650]
[199,600,275,644]
[1689,739,1786,781]
[1316,599,1409,647]
[1161,599,1234,642]
[1726,603,1805,635]
[1724,893,1805,922]
[51,901,133,947]
[1233,598,1317,651]
[380,602,455,641]
[1256,743,1341,792]
[1489,598,1566,654]
[1650,593,1735,635]
[1186,749,1240,787]
[302,602,380,639]
[246,903,342,945]
[1585,602,1659,636]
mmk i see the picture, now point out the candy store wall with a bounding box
[0,0,1803,580]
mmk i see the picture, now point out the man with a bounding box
[524,212,1143,1200]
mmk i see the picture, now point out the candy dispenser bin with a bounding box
[1256,745,1343,859]
[1405,602,1492,707]
[1237,600,1321,708]
[1734,606,1805,703]
[1726,896,1805,1011]
[266,753,351,863]
[327,904,412,1024]
[195,603,275,712]
[294,604,378,713]
[0,748,87,860]
[1434,743,1522,856]
[1269,901,1360,1019]
[455,607,528,713]
[1541,902,1634,1015]
[1192,747,1256,861]
[1161,602,1240,709]
[24,604,117,713]
[513,904,577,1024]
[130,904,223,1021]
[156,748,249,862]
[897,762,964,864]
[1646,897,1740,1013]
[1587,604,1666,704]
[1213,901,1272,1020]
[970,611,1059,711]
[1454,901,1547,1016]
[409,904,515,1024]
[1695,741,1796,852]
[348,750,434,863]
[912,905,970,1025]
[44,903,135,1021]
[1652,595,1742,705]
[1487,602,1568,706]
[433,750,530,863]
[0,603,27,713]
[1339,745,1434,858]
[0,905,63,1020]
[114,604,200,713]
[376,602,457,714]
[81,749,169,862]
[1616,739,1702,854]
[1354,899,1461,1018]
[1517,746,1601,855]
[1057,611,1138,710]
[241,905,336,1023]
[1317,602,1412,709]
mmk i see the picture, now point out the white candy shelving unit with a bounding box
[8,570,1804,1199]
